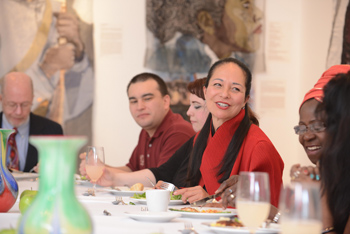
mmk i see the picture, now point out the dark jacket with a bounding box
[0,112,63,172]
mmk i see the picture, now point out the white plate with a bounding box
[12,172,38,181]
[107,187,151,197]
[169,207,236,219]
[207,223,280,234]
[129,197,185,205]
[124,211,180,222]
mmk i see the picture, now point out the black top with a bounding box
[149,136,194,188]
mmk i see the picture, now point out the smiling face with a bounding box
[128,79,170,137]
[298,98,326,164]
[204,62,248,129]
[186,93,209,132]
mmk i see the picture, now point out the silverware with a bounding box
[190,191,224,207]
[160,181,177,192]
[116,196,127,205]
[103,210,111,216]
[145,176,155,187]
[180,222,198,234]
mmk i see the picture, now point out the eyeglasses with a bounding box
[4,102,32,111]
[294,122,326,135]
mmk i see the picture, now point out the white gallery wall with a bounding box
[92,0,333,185]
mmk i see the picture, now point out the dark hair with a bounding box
[318,71,350,234]
[186,57,257,185]
[187,77,207,100]
[127,72,169,96]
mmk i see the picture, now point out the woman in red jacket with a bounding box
[174,57,284,208]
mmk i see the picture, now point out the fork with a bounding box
[116,196,127,205]
[160,181,177,192]
[182,222,198,234]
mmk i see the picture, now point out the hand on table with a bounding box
[215,175,239,209]
[173,186,209,204]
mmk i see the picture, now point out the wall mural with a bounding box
[327,0,350,67]
[145,0,265,120]
[0,0,94,147]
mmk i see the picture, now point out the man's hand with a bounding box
[96,167,115,187]
[55,12,84,60]
[173,186,209,204]
[40,43,76,78]
[79,152,87,176]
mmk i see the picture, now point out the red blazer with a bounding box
[198,110,284,207]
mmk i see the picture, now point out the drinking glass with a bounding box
[236,172,271,234]
[85,146,105,194]
[279,182,322,234]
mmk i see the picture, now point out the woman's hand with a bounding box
[154,180,164,189]
[173,186,209,204]
[215,175,239,209]
[290,163,320,182]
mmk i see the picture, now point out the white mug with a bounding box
[146,189,170,212]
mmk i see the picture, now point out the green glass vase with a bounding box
[18,136,92,234]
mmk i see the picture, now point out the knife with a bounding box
[190,191,224,207]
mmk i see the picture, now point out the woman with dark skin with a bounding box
[215,65,350,224]
[317,71,350,234]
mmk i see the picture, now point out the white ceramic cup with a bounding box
[146,189,170,212]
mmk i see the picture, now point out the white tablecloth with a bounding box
[1,179,279,234]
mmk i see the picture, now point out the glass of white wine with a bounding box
[279,182,322,234]
[236,172,271,234]
[85,146,105,195]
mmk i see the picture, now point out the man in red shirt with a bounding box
[80,73,195,174]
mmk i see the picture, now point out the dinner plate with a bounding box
[12,172,39,181]
[107,187,151,197]
[206,223,280,234]
[124,211,180,222]
[129,197,185,205]
[169,207,236,219]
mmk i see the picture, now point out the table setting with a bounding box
[0,137,283,234]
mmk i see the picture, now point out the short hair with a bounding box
[187,77,207,100]
[127,72,169,96]
[0,72,34,96]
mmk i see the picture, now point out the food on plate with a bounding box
[130,183,144,191]
[210,217,244,227]
[169,207,231,213]
[132,192,182,200]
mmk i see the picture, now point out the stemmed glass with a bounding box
[85,146,105,195]
[279,182,322,234]
[236,172,271,234]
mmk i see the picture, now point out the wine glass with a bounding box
[85,146,105,195]
[236,172,271,234]
[279,182,322,234]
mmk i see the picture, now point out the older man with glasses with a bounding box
[0,72,63,172]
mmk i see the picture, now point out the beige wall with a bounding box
[92,0,333,185]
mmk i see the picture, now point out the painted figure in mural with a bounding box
[341,0,350,64]
[0,0,94,147]
[145,0,263,80]
[145,0,264,119]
